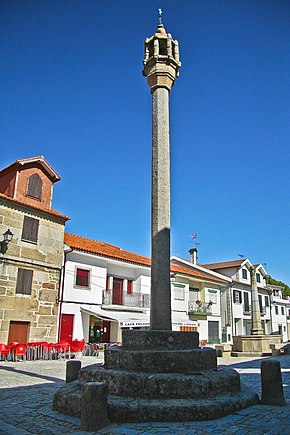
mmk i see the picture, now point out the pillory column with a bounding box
[250,266,264,335]
[143,11,181,330]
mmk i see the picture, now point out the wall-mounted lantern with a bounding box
[0,229,14,254]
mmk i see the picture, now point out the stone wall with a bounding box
[0,200,65,343]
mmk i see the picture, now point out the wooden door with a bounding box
[102,320,111,342]
[112,278,123,305]
[8,321,29,344]
[60,314,74,342]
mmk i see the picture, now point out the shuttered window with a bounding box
[233,289,242,303]
[26,173,42,199]
[22,216,39,243]
[16,268,33,295]
[244,291,250,311]
[76,268,90,287]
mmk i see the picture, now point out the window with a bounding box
[275,305,279,315]
[16,268,33,295]
[26,173,42,199]
[189,287,199,302]
[242,269,248,279]
[265,296,269,307]
[207,290,217,304]
[127,280,133,295]
[233,290,242,303]
[258,295,263,313]
[281,306,285,316]
[173,283,185,300]
[75,268,90,288]
[256,273,261,283]
[243,292,250,312]
[22,216,39,243]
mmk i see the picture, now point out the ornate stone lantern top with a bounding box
[142,10,181,93]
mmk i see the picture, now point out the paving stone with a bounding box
[0,355,289,433]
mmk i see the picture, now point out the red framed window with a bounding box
[127,280,133,295]
[76,268,90,287]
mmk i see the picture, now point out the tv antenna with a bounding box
[191,233,199,248]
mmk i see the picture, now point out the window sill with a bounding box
[74,285,91,291]
[21,239,37,245]
[25,193,41,201]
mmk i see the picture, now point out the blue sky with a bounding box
[1,1,290,283]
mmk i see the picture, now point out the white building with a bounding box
[57,234,228,345]
[267,284,290,342]
[202,259,272,342]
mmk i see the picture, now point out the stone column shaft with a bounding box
[250,267,264,335]
[150,87,171,330]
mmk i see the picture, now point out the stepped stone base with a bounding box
[53,381,258,422]
[53,330,259,423]
[232,335,283,356]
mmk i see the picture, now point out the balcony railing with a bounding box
[243,305,267,316]
[243,305,251,315]
[188,301,212,315]
[102,289,150,309]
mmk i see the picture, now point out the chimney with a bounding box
[189,248,198,265]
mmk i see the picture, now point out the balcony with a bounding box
[188,301,212,316]
[102,289,150,309]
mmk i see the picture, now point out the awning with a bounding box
[80,306,150,328]
[81,306,198,329]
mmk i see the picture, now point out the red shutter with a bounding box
[127,280,133,295]
[76,269,89,287]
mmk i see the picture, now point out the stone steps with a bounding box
[79,366,241,399]
[53,381,259,422]
[108,388,259,422]
[104,347,216,373]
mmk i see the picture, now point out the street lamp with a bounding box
[0,229,14,254]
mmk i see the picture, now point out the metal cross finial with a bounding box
[158,8,163,26]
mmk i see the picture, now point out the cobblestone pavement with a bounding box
[0,354,289,434]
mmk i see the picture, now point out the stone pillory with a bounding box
[52,15,260,427]
[143,15,181,330]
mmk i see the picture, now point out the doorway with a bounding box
[112,278,123,305]
[60,314,74,342]
[8,321,30,344]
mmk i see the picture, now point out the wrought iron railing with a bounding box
[102,289,150,308]
[188,301,212,315]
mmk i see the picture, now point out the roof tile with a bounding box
[64,233,226,283]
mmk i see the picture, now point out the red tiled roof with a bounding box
[65,233,151,267]
[202,259,245,270]
[0,155,61,181]
[0,192,70,221]
[170,263,225,283]
[64,233,226,283]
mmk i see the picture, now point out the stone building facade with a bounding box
[0,156,69,344]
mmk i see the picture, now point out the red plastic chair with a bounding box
[70,340,80,353]
[53,340,70,358]
[78,339,85,352]
[13,343,27,362]
[0,343,11,361]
